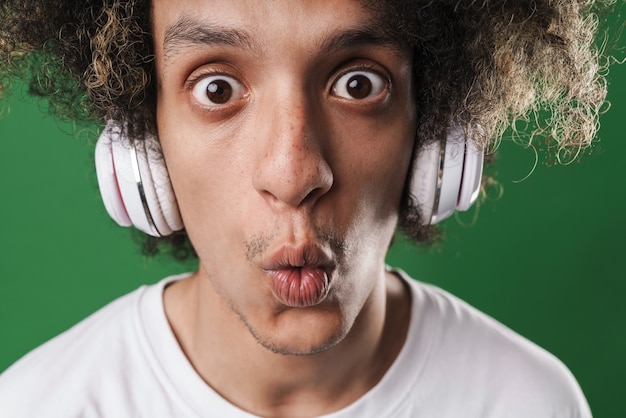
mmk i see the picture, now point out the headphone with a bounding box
[410,124,484,224]
[95,122,484,237]
[95,123,183,237]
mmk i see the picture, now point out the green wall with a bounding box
[1,52,625,418]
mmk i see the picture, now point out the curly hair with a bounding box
[0,0,616,259]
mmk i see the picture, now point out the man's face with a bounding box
[152,0,416,354]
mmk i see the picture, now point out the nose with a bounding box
[252,93,333,210]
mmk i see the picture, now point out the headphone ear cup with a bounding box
[409,140,441,225]
[410,123,484,225]
[95,125,133,228]
[133,135,183,236]
[457,137,484,211]
[432,125,466,223]
[95,122,183,237]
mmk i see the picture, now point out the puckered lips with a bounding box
[262,245,334,308]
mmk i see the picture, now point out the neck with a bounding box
[164,267,410,417]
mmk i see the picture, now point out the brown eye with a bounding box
[206,79,232,104]
[332,70,386,100]
[191,74,246,107]
[345,74,372,99]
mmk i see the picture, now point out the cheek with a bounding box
[330,114,415,220]
[157,121,248,235]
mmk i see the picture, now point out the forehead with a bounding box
[151,0,402,64]
[152,0,372,32]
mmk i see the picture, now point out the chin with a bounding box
[245,306,350,356]
[258,329,347,356]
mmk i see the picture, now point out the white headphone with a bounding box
[94,122,484,237]
[94,123,183,237]
[411,123,484,224]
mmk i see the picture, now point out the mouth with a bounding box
[262,245,334,308]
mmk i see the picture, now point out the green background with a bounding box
[1,53,625,418]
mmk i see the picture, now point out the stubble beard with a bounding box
[236,308,349,356]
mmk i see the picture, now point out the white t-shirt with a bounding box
[0,270,592,417]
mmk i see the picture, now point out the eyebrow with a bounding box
[162,16,405,66]
[163,16,261,65]
[317,25,406,55]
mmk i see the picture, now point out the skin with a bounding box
[154,0,416,416]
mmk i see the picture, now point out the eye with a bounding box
[332,70,387,100]
[191,74,246,107]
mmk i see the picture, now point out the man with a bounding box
[0,0,610,416]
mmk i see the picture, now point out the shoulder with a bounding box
[0,280,158,418]
[397,270,591,418]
